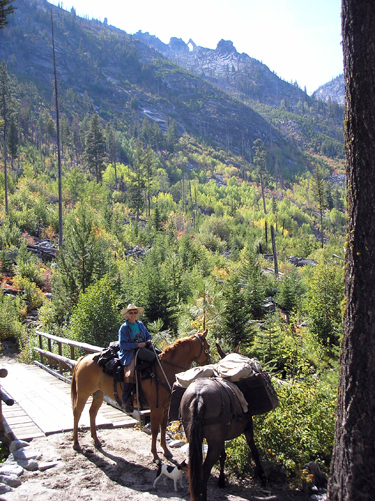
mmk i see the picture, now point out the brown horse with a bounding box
[181,377,266,501]
[71,330,210,460]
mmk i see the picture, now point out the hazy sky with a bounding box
[51,0,343,95]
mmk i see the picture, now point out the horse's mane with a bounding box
[160,335,194,360]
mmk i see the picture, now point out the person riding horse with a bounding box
[118,303,156,412]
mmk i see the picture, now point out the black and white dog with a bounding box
[153,459,188,492]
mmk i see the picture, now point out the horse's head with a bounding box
[194,329,210,365]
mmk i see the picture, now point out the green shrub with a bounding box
[12,276,45,312]
[14,241,44,287]
[0,292,26,343]
[70,275,122,347]
[225,373,337,480]
[254,376,337,472]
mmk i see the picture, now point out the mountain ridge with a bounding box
[134,31,312,109]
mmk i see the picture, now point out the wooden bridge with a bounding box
[0,331,140,442]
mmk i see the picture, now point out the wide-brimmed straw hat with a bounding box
[121,303,144,318]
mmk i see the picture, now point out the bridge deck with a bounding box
[1,361,137,441]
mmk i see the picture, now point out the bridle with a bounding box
[194,333,210,364]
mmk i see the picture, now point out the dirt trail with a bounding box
[0,424,309,501]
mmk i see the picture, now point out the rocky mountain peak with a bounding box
[216,39,237,55]
[187,38,197,51]
[169,37,189,53]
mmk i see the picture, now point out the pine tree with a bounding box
[71,275,121,347]
[253,311,283,370]
[252,138,267,214]
[153,204,162,232]
[53,204,112,319]
[165,118,177,152]
[7,113,18,169]
[277,267,302,313]
[84,114,107,182]
[135,249,178,333]
[0,0,15,29]
[241,247,266,319]
[0,61,11,213]
[128,141,146,221]
[220,273,251,347]
[311,163,328,248]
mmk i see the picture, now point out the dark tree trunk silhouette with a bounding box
[328,1,375,499]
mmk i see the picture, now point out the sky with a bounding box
[51,0,343,95]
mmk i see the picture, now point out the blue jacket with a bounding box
[118,320,152,366]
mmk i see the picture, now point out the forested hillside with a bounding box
[0,0,346,487]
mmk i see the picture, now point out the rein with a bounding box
[194,333,210,364]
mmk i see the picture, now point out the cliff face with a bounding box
[134,32,311,108]
[312,74,344,105]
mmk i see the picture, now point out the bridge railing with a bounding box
[0,368,14,438]
[34,330,104,383]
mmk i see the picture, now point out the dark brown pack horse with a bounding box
[71,330,210,461]
[181,377,266,501]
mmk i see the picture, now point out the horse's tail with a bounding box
[71,356,85,410]
[188,392,205,501]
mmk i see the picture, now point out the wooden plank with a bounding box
[1,361,138,438]
[2,402,44,441]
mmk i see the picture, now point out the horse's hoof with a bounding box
[163,449,173,459]
[218,472,226,488]
[94,440,102,449]
[73,443,81,451]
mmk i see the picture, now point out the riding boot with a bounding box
[121,382,134,413]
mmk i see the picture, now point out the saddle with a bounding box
[93,342,160,408]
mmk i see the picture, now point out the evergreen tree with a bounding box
[105,123,120,188]
[241,247,266,319]
[0,61,11,213]
[153,204,162,232]
[220,273,251,347]
[7,113,18,168]
[71,275,121,347]
[311,163,328,248]
[304,260,344,346]
[0,0,15,29]
[152,120,163,151]
[277,267,303,313]
[128,141,146,220]
[329,2,375,496]
[165,118,177,152]
[134,249,178,333]
[53,204,113,319]
[253,311,283,370]
[84,114,107,182]
[252,138,267,214]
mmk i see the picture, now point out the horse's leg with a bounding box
[201,440,223,501]
[244,418,266,486]
[150,409,163,461]
[218,447,227,488]
[72,392,89,451]
[159,410,172,458]
[90,390,104,448]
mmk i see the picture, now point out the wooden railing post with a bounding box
[33,330,104,378]
[0,368,8,437]
[39,333,44,365]
[47,338,53,368]
[58,341,63,374]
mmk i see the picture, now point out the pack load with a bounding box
[169,353,279,421]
